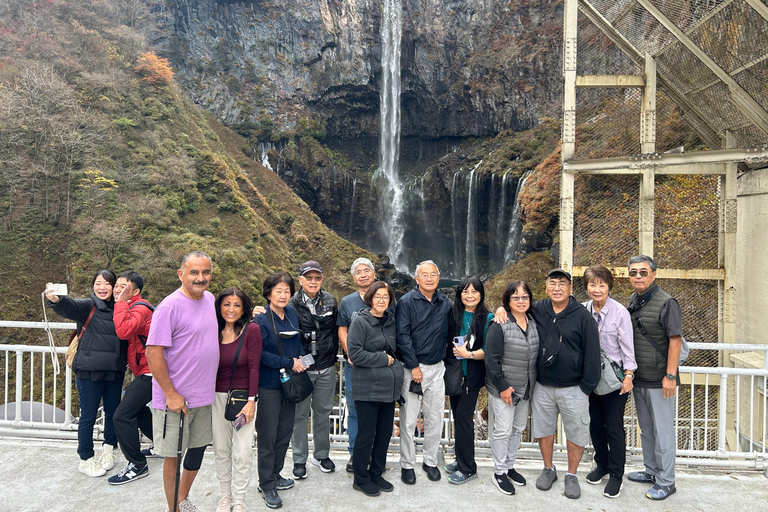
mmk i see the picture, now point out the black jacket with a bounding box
[347,310,403,403]
[531,296,600,395]
[50,293,127,379]
[288,289,339,371]
[395,287,451,368]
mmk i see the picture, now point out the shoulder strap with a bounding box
[69,306,96,345]
[268,308,287,357]
[130,300,155,312]
[227,322,250,390]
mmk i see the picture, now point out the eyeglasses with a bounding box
[510,296,530,302]
[546,281,569,289]
[629,269,650,277]
[354,268,373,276]
[419,273,438,279]
[373,295,389,302]
[302,275,323,282]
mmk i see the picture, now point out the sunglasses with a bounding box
[629,269,650,277]
[302,276,323,282]
[510,296,530,302]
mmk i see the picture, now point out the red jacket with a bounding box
[114,295,153,377]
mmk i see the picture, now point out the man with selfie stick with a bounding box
[146,251,219,512]
[396,260,451,485]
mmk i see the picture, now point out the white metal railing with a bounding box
[1,321,767,470]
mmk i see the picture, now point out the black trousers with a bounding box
[353,400,395,485]
[449,387,480,475]
[589,389,629,479]
[257,387,296,491]
[113,374,153,466]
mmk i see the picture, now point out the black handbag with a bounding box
[443,357,463,396]
[224,323,251,421]
[268,308,314,404]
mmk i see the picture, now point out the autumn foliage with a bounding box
[134,51,174,85]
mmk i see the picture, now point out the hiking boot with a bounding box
[107,462,148,485]
[492,473,516,495]
[507,468,526,486]
[371,475,393,492]
[645,483,676,500]
[447,471,477,485]
[178,497,199,512]
[311,456,336,473]
[141,445,162,458]
[261,489,282,509]
[586,465,609,485]
[276,476,294,490]
[603,476,623,498]
[563,474,581,499]
[353,481,381,497]
[100,444,116,471]
[216,495,232,512]
[535,466,557,491]
[78,457,106,477]
[627,471,655,484]
[444,461,459,474]
[292,463,307,480]
[346,456,354,473]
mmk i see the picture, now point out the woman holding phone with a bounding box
[444,276,493,485]
[45,270,126,477]
[484,280,540,495]
[212,287,262,512]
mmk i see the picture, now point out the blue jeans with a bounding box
[344,365,357,454]
[76,377,123,460]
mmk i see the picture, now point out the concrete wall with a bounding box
[737,168,768,344]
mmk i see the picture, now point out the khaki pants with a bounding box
[399,362,445,469]
[212,392,256,504]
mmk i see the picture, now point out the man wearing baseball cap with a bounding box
[288,261,339,479]
[530,268,600,499]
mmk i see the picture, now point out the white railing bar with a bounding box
[750,375,755,449]
[735,375,740,451]
[763,376,767,455]
[679,366,768,376]
[687,343,768,351]
[0,344,67,354]
[14,350,22,427]
[0,321,75,329]
[717,373,726,451]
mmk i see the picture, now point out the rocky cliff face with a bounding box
[157,0,563,139]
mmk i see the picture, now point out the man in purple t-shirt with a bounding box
[146,251,219,512]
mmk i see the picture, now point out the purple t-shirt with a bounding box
[147,289,219,409]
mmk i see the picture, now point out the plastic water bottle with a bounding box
[279,368,290,383]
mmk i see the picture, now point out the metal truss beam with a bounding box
[578,0,722,149]
[636,0,768,136]
[576,75,645,87]
[563,147,768,173]
[572,266,725,280]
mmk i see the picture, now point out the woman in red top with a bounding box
[212,287,262,512]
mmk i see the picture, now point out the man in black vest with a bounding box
[625,255,682,501]
[289,261,339,480]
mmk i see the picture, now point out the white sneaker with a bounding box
[232,503,246,512]
[216,495,233,512]
[100,444,115,470]
[79,457,106,477]
[179,497,199,512]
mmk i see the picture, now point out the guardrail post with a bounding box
[13,350,23,426]
[719,373,728,453]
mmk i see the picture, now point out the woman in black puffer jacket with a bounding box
[46,269,127,478]
[347,281,403,497]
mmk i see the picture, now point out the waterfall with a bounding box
[451,172,462,276]
[487,173,498,264]
[418,175,426,222]
[464,169,478,275]
[498,170,510,264]
[378,0,404,269]
[258,142,274,171]
[504,171,532,264]
[347,177,357,239]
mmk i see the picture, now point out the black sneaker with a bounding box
[586,466,609,485]
[371,475,394,492]
[353,481,381,497]
[311,456,336,473]
[603,476,623,498]
[140,445,162,458]
[107,462,148,485]
[346,456,354,473]
[507,468,526,486]
[276,476,294,490]
[493,473,516,495]
[292,463,307,480]
[262,489,282,509]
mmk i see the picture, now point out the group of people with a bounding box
[45,251,683,511]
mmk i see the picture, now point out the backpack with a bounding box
[130,300,155,347]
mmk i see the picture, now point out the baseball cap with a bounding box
[546,268,572,282]
[299,261,323,275]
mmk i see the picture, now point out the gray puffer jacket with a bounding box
[485,315,539,401]
[347,310,403,403]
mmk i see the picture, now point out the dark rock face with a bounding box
[156,0,564,139]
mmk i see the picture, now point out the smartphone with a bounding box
[453,336,466,360]
[233,413,246,431]
[51,284,68,296]
[300,354,315,368]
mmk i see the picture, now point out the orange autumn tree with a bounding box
[134,51,174,85]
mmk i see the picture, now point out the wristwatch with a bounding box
[625,373,634,380]
[665,373,676,380]
[469,351,474,359]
